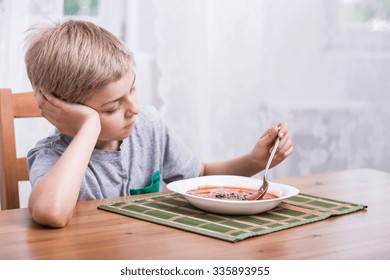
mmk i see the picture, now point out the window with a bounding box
[62,0,125,41]
[340,0,390,31]
[327,0,390,52]
[64,0,99,16]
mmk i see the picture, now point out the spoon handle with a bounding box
[263,133,280,179]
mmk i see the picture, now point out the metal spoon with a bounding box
[249,130,280,200]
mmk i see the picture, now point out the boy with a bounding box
[24,20,293,228]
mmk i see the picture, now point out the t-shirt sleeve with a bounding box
[146,107,202,183]
[27,144,62,188]
[162,124,202,183]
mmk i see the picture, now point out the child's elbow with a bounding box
[29,202,71,228]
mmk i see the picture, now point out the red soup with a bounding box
[186,186,278,201]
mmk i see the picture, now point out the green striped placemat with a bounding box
[98,193,367,242]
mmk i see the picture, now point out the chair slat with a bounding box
[12,92,41,117]
[0,88,40,210]
[17,158,29,181]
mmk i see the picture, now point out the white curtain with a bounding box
[0,0,64,208]
[0,0,63,91]
[2,0,390,208]
[155,0,390,178]
[0,0,63,157]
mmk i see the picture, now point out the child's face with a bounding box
[84,72,139,149]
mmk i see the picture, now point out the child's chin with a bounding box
[118,130,134,140]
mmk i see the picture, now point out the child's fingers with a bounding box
[280,145,294,158]
[34,90,54,112]
[277,121,288,138]
[261,125,279,142]
[34,90,46,106]
[276,137,293,157]
[40,91,65,109]
[34,90,63,118]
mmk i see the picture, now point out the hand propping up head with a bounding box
[34,90,101,137]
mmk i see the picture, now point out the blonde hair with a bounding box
[24,19,134,103]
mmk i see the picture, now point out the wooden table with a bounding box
[1,168,389,260]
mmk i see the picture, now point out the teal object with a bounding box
[130,171,160,195]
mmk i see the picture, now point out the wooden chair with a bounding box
[0,88,41,210]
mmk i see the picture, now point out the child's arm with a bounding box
[200,122,293,176]
[28,91,101,228]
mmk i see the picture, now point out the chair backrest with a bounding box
[0,88,41,210]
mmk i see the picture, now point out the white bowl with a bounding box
[167,175,299,215]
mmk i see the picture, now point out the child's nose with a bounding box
[124,95,139,117]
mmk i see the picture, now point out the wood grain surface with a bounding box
[0,168,389,260]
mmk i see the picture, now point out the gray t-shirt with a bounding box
[27,106,202,201]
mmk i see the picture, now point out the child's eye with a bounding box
[106,106,120,114]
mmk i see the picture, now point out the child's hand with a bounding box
[251,122,293,170]
[35,90,100,137]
